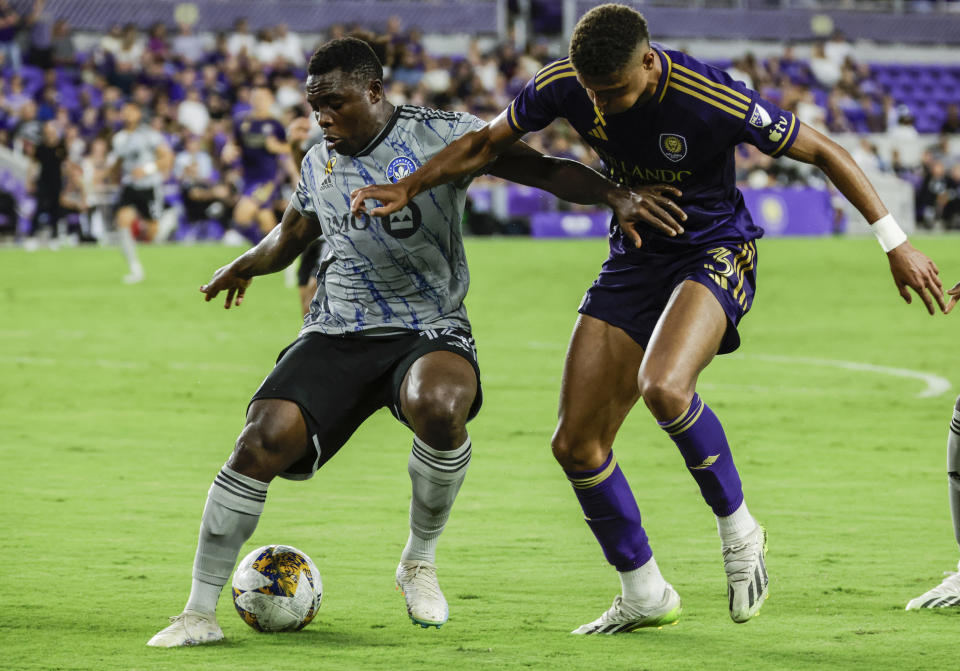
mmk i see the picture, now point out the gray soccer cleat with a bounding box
[723,523,769,623]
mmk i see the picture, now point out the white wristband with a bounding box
[871,214,907,253]
[142,162,158,176]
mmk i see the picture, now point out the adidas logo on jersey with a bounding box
[588,125,608,141]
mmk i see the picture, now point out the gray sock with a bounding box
[184,465,268,614]
[117,227,142,273]
[401,436,471,563]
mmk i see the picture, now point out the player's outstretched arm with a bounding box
[350,113,523,218]
[200,203,322,309]
[489,142,686,246]
[785,122,945,315]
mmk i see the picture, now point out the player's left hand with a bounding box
[200,264,253,309]
[945,281,960,315]
[886,241,945,315]
[608,184,686,248]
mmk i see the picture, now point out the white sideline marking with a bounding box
[518,344,952,399]
[740,354,951,399]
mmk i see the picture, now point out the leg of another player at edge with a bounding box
[949,396,960,552]
[148,399,309,646]
[639,280,767,622]
[907,396,960,610]
[551,314,675,622]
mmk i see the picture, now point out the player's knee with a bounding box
[405,384,471,449]
[550,426,607,472]
[229,415,303,480]
[116,207,134,228]
[639,373,693,422]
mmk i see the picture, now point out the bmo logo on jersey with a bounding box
[379,201,422,239]
[386,156,417,183]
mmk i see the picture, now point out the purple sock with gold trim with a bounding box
[659,393,743,516]
[565,452,653,571]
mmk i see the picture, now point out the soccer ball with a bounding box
[231,544,323,632]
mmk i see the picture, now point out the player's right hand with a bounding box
[946,281,960,315]
[200,264,252,309]
[609,184,686,248]
[350,181,412,218]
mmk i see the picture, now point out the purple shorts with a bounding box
[242,179,281,206]
[578,240,758,355]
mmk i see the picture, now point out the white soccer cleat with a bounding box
[395,560,449,628]
[146,610,224,647]
[906,561,960,610]
[571,585,682,635]
[123,268,145,284]
[723,523,769,623]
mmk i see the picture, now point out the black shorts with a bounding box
[297,239,325,287]
[118,185,162,221]
[250,328,482,480]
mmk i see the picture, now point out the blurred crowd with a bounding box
[0,0,959,243]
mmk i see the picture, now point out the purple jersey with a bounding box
[506,46,800,256]
[236,117,286,186]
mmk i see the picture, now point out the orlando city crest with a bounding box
[659,133,687,163]
[386,156,417,183]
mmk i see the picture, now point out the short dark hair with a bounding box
[307,37,383,85]
[569,3,650,80]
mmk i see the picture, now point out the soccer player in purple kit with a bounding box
[352,3,947,634]
[222,87,292,242]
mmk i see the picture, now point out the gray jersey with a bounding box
[111,125,166,189]
[291,105,485,336]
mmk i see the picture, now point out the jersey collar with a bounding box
[353,105,400,157]
[649,44,672,106]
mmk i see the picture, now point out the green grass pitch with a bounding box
[2,235,959,670]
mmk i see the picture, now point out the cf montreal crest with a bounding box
[659,134,687,163]
[386,156,417,183]
[380,201,422,239]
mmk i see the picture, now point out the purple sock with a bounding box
[565,452,653,571]
[659,393,743,516]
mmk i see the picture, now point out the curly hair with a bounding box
[307,37,383,84]
[569,4,650,80]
